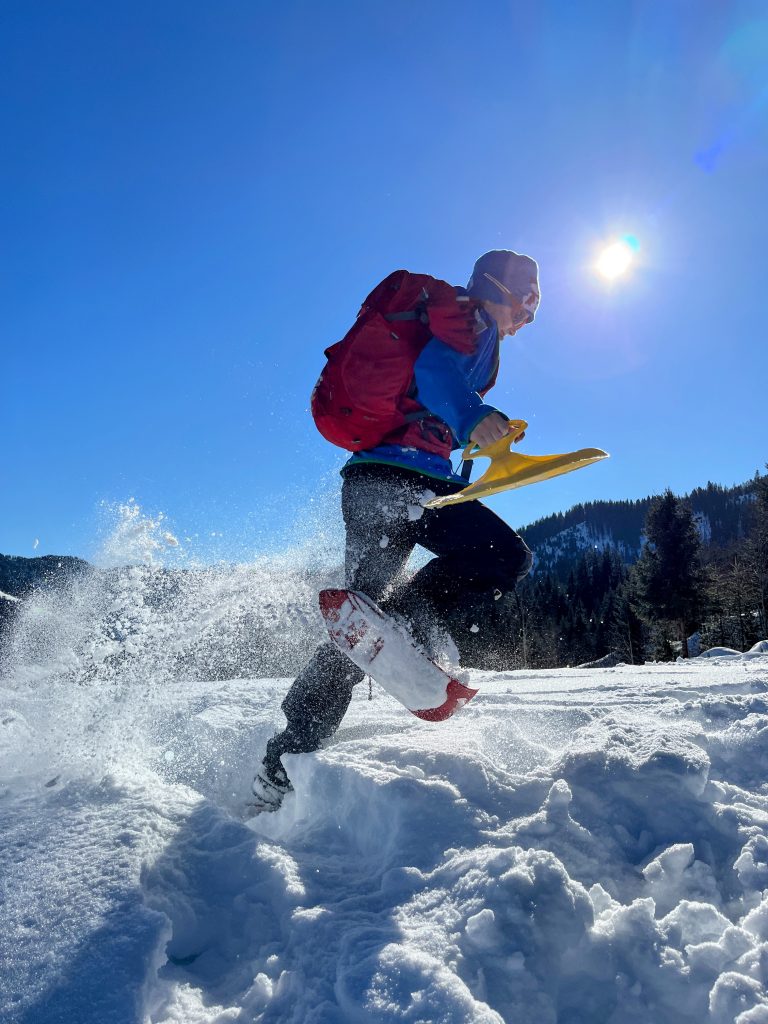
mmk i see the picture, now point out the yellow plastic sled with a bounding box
[424,420,608,509]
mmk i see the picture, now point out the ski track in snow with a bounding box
[2,658,768,1024]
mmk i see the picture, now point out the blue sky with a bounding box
[2,1,767,562]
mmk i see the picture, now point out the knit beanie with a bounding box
[467,250,540,322]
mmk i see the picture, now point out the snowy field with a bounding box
[2,648,768,1023]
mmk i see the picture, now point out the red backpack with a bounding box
[311,270,473,452]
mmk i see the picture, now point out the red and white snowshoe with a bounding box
[319,589,478,721]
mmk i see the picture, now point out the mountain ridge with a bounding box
[519,476,758,577]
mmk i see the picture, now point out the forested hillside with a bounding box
[464,473,767,671]
[519,478,758,577]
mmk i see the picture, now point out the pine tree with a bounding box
[632,490,709,658]
[608,582,646,664]
[714,554,760,650]
[744,470,768,637]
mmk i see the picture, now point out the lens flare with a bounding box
[596,239,635,280]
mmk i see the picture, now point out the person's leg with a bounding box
[400,497,532,662]
[261,641,361,784]
[259,466,423,789]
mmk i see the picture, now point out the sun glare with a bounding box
[596,240,634,280]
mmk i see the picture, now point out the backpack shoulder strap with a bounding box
[358,270,455,324]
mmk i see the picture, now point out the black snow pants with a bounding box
[263,463,532,781]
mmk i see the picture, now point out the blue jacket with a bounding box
[344,308,503,483]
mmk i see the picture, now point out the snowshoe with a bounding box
[319,588,478,721]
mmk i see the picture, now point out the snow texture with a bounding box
[1,555,768,1022]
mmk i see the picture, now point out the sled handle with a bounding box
[462,419,529,462]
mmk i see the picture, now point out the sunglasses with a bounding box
[484,272,537,324]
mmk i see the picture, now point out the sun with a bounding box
[595,235,639,281]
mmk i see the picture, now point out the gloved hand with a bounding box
[424,295,481,354]
[469,412,521,450]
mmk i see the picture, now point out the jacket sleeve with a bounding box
[412,338,500,445]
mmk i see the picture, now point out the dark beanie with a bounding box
[467,250,540,321]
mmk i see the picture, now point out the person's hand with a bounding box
[469,413,520,449]
[425,296,480,353]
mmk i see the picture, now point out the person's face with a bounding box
[482,300,531,339]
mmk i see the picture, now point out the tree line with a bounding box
[460,471,768,670]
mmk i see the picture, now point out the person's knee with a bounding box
[480,535,533,589]
[514,542,533,583]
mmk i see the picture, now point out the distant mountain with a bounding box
[0,553,91,596]
[0,553,91,641]
[519,478,758,578]
[0,552,337,681]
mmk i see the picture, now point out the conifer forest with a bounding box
[462,472,768,670]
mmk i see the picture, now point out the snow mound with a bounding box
[698,642,768,664]
[576,651,623,669]
[2,650,768,1022]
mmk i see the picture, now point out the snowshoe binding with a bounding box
[249,763,293,814]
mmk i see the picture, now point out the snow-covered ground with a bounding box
[2,649,768,1023]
